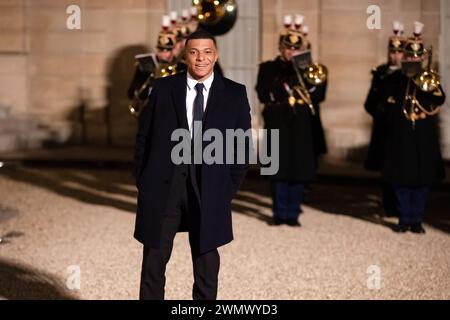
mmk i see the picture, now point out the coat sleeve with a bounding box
[416,83,446,107]
[230,85,253,196]
[128,67,143,100]
[255,62,272,104]
[133,80,159,187]
[364,68,384,117]
[308,79,327,106]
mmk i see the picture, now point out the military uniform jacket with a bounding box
[367,69,446,186]
[255,56,326,181]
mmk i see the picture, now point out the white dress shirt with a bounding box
[186,71,214,137]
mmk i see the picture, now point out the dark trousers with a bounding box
[393,186,429,226]
[139,174,220,300]
[382,183,398,216]
[271,181,304,220]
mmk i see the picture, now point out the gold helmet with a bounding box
[388,21,406,53]
[157,15,177,51]
[404,21,425,58]
[279,14,304,49]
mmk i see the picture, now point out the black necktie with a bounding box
[193,83,204,138]
[190,83,205,197]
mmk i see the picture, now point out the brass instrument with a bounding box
[128,63,178,117]
[413,46,441,92]
[402,46,442,127]
[193,0,237,36]
[304,63,328,85]
[128,73,152,117]
[157,63,178,78]
[291,66,316,115]
[288,57,328,115]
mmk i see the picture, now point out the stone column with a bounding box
[439,0,450,160]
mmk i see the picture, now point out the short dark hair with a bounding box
[185,28,217,48]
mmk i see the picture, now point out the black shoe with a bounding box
[384,210,399,218]
[286,219,301,227]
[394,224,409,233]
[410,224,426,234]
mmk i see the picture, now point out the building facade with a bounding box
[0,0,448,162]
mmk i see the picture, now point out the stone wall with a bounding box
[0,0,166,147]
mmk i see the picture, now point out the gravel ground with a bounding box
[0,165,449,300]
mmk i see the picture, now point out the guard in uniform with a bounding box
[127,15,177,102]
[368,22,446,233]
[364,21,406,217]
[171,10,191,74]
[256,16,327,226]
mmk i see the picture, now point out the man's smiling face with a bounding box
[185,38,218,81]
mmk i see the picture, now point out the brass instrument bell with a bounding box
[413,46,440,92]
[305,63,328,85]
[193,0,237,36]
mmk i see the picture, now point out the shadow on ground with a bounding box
[0,258,77,300]
[1,165,137,213]
[1,165,449,234]
[238,172,450,234]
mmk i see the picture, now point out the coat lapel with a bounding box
[171,71,225,131]
[203,72,225,128]
[171,73,189,130]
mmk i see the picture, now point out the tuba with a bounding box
[193,0,237,36]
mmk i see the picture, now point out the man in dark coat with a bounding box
[255,26,326,227]
[134,29,251,299]
[364,21,406,217]
[368,22,446,234]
